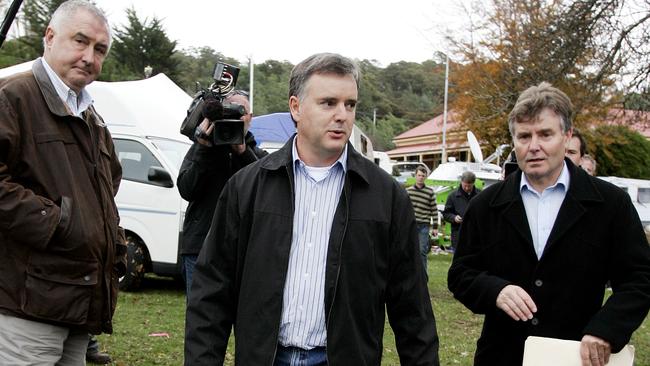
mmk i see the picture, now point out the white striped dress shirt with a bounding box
[278,139,347,349]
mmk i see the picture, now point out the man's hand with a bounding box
[196,118,214,147]
[496,285,537,321]
[580,335,611,366]
[454,215,463,224]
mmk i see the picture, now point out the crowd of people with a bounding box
[0,1,648,365]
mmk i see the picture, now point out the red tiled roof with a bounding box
[393,110,463,140]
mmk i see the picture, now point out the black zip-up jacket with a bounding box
[177,132,266,255]
[185,137,439,365]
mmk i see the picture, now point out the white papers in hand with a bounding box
[523,336,634,366]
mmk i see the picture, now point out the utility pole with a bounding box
[248,55,254,114]
[441,53,449,165]
[372,108,377,133]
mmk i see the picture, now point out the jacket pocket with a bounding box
[21,251,98,325]
[51,196,93,256]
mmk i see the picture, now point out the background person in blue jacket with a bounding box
[185,53,440,365]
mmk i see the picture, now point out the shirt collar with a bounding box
[40,57,93,116]
[291,136,348,173]
[520,162,571,194]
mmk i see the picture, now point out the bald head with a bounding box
[225,93,252,132]
[48,0,111,49]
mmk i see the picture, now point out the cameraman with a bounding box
[177,91,267,294]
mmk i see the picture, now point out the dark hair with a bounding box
[508,82,573,136]
[571,128,587,157]
[415,166,428,176]
[289,53,360,101]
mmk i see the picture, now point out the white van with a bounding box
[597,176,650,227]
[373,151,394,174]
[109,126,190,290]
[87,74,192,291]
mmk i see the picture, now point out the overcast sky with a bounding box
[92,0,470,66]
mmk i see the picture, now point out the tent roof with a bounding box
[89,75,191,141]
[250,112,296,145]
[0,60,191,142]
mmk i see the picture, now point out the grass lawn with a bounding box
[98,254,649,365]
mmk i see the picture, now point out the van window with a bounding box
[149,137,191,171]
[113,139,164,184]
[361,135,369,155]
[638,188,650,204]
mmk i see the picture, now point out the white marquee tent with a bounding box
[0,60,192,141]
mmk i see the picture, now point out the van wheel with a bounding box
[119,236,145,291]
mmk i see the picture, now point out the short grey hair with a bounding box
[289,53,360,101]
[49,0,112,48]
[508,82,573,137]
[460,171,476,183]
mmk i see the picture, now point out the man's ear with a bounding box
[289,95,300,123]
[45,26,54,43]
[43,26,55,50]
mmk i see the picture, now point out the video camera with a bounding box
[180,62,246,145]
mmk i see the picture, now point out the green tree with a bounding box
[357,113,408,151]
[376,59,446,126]
[356,59,395,123]
[173,47,230,94]
[106,8,178,81]
[624,90,650,112]
[18,0,66,58]
[586,125,650,179]
[252,60,293,115]
[0,38,34,68]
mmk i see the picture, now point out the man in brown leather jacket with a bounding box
[0,1,125,364]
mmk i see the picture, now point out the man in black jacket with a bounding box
[442,171,480,252]
[177,91,266,293]
[185,53,439,365]
[448,82,650,366]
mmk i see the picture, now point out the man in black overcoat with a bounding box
[448,82,650,366]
